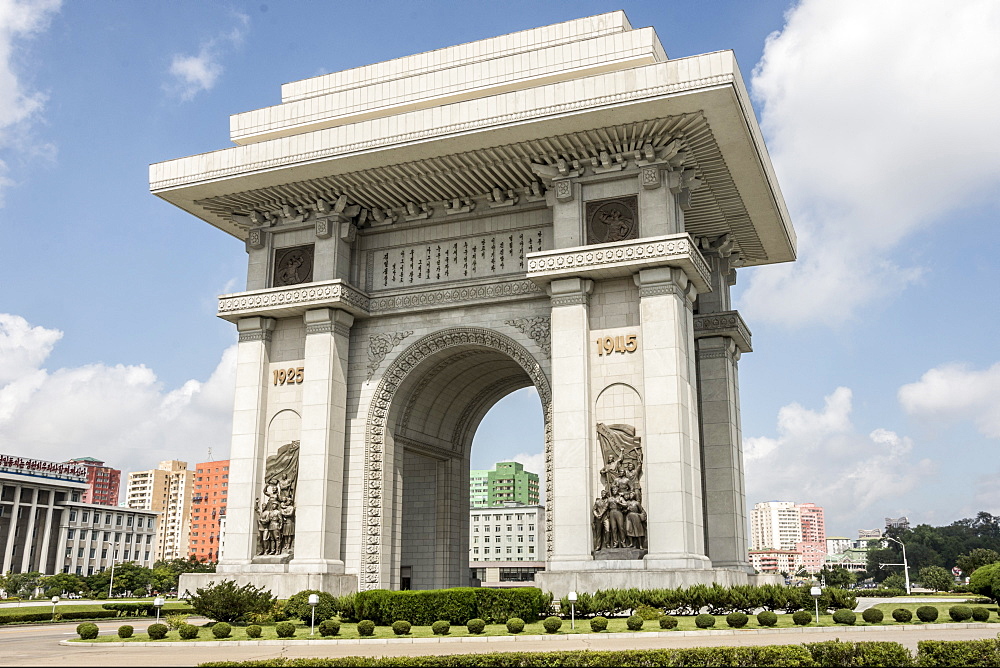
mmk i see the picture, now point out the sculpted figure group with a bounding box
[255,474,296,556]
[592,423,647,553]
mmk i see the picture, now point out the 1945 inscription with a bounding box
[596,334,638,356]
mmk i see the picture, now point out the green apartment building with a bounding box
[469,461,540,508]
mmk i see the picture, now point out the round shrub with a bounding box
[659,615,678,630]
[626,614,644,631]
[117,625,134,639]
[590,616,608,632]
[275,621,296,638]
[833,609,856,625]
[431,620,450,635]
[862,608,884,624]
[179,624,200,640]
[892,608,912,623]
[972,607,991,622]
[506,617,525,634]
[916,606,939,622]
[543,616,563,633]
[467,618,486,634]
[949,605,973,622]
[792,610,812,626]
[212,622,232,638]
[756,610,778,627]
[694,613,716,629]
[357,620,375,636]
[391,620,411,636]
[725,612,748,628]
[147,623,168,640]
[246,624,262,638]
[285,590,339,624]
[318,619,340,636]
[77,622,99,640]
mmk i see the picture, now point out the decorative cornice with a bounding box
[526,234,712,293]
[305,323,334,335]
[550,294,589,307]
[362,327,551,590]
[366,331,413,383]
[218,280,370,322]
[237,330,273,343]
[505,317,551,357]
[637,283,683,298]
[693,309,752,353]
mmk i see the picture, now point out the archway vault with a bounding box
[363,327,552,590]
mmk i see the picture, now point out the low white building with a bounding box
[749,549,804,575]
[469,503,544,586]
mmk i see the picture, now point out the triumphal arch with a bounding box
[153,12,795,598]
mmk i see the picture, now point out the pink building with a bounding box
[795,502,826,573]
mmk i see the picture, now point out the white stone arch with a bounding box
[362,326,552,590]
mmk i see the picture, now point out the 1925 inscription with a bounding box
[273,367,304,385]
[596,334,638,356]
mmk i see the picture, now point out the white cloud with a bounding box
[166,13,249,101]
[898,362,1000,438]
[741,0,1000,326]
[745,387,934,524]
[0,313,236,489]
[0,0,61,204]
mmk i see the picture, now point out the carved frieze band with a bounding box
[693,310,752,353]
[238,330,273,343]
[363,328,552,590]
[366,331,413,383]
[550,294,589,307]
[526,235,711,292]
[505,317,551,357]
[219,282,371,315]
[367,280,544,314]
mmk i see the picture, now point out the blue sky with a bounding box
[1,0,998,540]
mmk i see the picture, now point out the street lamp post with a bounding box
[153,596,165,623]
[308,594,319,636]
[879,536,911,595]
[809,586,822,625]
[568,591,577,630]
[50,595,60,621]
[104,541,119,599]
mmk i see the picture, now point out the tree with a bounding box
[149,557,215,593]
[39,573,88,596]
[883,573,907,590]
[819,566,856,589]
[0,571,42,598]
[968,562,1000,602]
[956,548,1000,576]
[86,562,152,597]
[918,565,953,592]
[189,580,275,623]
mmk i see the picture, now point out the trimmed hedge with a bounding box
[916,606,939,622]
[971,607,991,622]
[102,602,156,617]
[505,617,524,634]
[179,623,200,640]
[213,622,232,639]
[350,587,546,625]
[77,622,98,640]
[542,616,562,633]
[625,614,643,631]
[357,620,375,637]
[318,620,339,637]
[391,620,411,636]
[792,610,812,626]
[246,625,262,638]
[917,639,1000,666]
[275,621,296,638]
[805,640,914,667]
[862,608,884,624]
[948,605,973,622]
[590,616,608,632]
[659,615,678,629]
[694,613,715,628]
[431,620,450,635]
[892,608,913,623]
[757,610,778,627]
[0,609,118,624]
[147,623,168,639]
[466,618,485,634]
[832,609,856,625]
[852,588,907,597]
[117,624,134,638]
[726,611,748,628]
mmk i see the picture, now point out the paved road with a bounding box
[2,620,999,667]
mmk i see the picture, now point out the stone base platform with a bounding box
[178,572,357,600]
[535,568,780,597]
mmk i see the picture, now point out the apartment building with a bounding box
[188,459,229,562]
[126,460,194,561]
[66,457,121,506]
[468,503,544,587]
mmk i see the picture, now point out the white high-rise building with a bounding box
[126,460,194,561]
[750,501,802,551]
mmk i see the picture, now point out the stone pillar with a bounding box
[37,495,57,574]
[547,277,594,568]
[289,307,353,573]
[217,316,275,572]
[19,488,39,572]
[2,485,21,573]
[635,267,710,568]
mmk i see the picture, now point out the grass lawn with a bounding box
[872,602,998,618]
[0,601,193,618]
[78,607,999,642]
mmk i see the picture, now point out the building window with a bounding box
[89,548,96,558]
[68,529,75,539]
[69,511,77,522]
[116,515,123,526]
[77,548,84,558]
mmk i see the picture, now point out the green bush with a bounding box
[948,605,973,622]
[659,615,678,629]
[806,640,914,667]
[166,613,189,630]
[212,622,232,638]
[853,588,907,597]
[77,622,98,640]
[832,609,856,625]
[246,624,262,638]
[506,617,524,634]
[179,623,200,640]
[318,619,340,636]
[694,613,715,628]
[352,587,546,626]
[971,607,991,622]
[726,611,748,628]
[117,624,133,638]
[189,580,276,624]
[0,610,119,624]
[892,608,913,622]
[102,602,157,617]
[275,621,296,638]
[862,608,884,624]
[357,620,375,636]
[757,610,778,627]
[968,562,1000,601]
[285,590,339,625]
[916,605,939,622]
[431,620,450,635]
[391,620,411,635]
[466,618,485,634]
[917,639,1000,666]
[590,616,608,632]
[626,614,643,631]
[147,623,168,639]
[543,616,562,633]
[635,604,662,620]
[792,610,812,625]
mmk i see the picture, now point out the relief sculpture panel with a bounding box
[592,423,647,559]
[254,440,299,559]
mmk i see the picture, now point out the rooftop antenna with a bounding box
[207,447,213,462]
